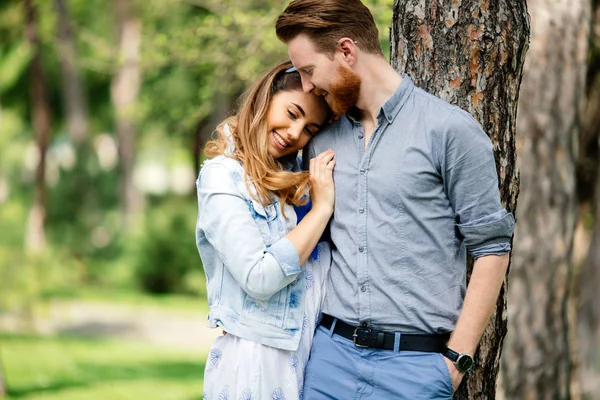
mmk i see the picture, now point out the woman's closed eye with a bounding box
[304,126,316,137]
[287,110,315,136]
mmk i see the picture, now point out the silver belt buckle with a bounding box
[353,326,372,348]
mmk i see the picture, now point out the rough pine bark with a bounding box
[390,1,529,398]
[576,4,600,398]
[576,159,600,399]
[24,0,51,253]
[111,0,142,230]
[502,0,591,399]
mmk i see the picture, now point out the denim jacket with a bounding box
[196,149,327,351]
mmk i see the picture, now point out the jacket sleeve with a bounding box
[196,163,301,301]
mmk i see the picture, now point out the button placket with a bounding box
[357,150,370,325]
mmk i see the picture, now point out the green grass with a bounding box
[39,287,209,316]
[0,334,206,400]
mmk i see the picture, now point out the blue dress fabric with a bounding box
[292,199,319,261]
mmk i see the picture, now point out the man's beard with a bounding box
[326,66,361,116]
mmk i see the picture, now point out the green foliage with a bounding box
[132,198,203,295]
[1,334,205,399]
[0,42,33,94]
[0,244,82,314]
[45,141,121,275]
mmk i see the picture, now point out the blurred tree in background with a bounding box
[502,0,591,398]
[576,1,600,397]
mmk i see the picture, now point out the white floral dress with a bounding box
[202,249,328,400]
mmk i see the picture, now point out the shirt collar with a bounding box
[381,75,414,124]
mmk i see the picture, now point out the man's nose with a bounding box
[301,78,315,93]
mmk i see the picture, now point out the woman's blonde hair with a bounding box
[205,60,328,211]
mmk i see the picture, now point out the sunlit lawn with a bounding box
[1,334,206,400]
[40,285,209,315]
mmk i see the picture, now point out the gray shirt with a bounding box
[306,77,515,334]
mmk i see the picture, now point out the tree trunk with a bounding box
[110,0,142,231]
[55,0,88,145]
[577,4,600,207]
[501,0,591,399]
[391,1,529,398]
[24,0,51,253]
[53,0,95,276]
[576,5,600,398]
[576,160,600,399]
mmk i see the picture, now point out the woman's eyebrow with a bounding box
[291,102,306,116]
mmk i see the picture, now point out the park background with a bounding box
[0,0,599,399]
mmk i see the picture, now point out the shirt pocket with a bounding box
[249,199,280,246]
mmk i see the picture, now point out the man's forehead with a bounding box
[287,34,318,61]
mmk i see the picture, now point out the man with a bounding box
[276,1,515,399]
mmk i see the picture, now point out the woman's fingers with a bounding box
[326,159,335,173]
[313,149,334,181]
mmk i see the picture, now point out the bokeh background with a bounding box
[0,1,393,399]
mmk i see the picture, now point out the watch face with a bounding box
[456,354,474,373]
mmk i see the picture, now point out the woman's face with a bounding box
[265,89,328,159]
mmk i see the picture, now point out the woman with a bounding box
[196,60,334,400]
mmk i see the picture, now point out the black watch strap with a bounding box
[443,347,474,373]
[442,347,459,362]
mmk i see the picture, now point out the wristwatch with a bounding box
[443,348,474,373]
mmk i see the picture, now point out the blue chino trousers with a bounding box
[303,323,454,399]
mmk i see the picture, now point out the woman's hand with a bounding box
[285,149,335,264]
[309,149,335,216]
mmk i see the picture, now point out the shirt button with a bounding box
[361,286,367,292]
[359,208,364,213]
[358,133,364,139]
[360,169,366,175]
[359,246,364,252]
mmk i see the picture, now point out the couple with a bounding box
[195,1,515,399]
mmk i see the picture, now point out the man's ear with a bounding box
[336,37,358,66]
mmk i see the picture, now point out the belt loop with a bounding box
[393,332,401,352]
[328,317,338,337]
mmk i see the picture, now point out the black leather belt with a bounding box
[320,314,450,352]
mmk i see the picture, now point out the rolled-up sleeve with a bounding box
[457,209,514,258]
[440,109,515,259]
[197,162,300,301]
[266,238,301,276]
